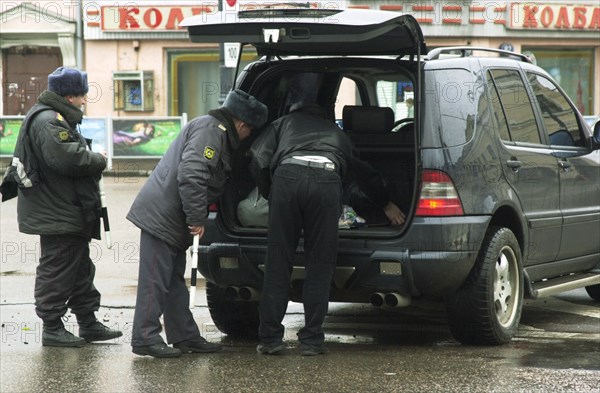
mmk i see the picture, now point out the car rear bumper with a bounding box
[197,215,491,299]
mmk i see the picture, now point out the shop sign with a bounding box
[99,2,323,31]
[101,6,215,31]
[509,3,600,30]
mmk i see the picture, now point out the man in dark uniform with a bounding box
[2,67,122,346]
[127,90,268,358]
[249,103,355,356]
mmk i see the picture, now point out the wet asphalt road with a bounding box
[1,177,599,393]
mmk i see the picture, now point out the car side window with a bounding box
[376,79,414,120]
[526,72,583,147]
[487,69,541,145]
[486,76,511,141]
[335,77,362,120]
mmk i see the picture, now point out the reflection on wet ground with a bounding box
[1,293,598,392]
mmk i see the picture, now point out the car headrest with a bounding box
[342,106,394,134]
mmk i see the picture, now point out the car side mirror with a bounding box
[593,120,600,148]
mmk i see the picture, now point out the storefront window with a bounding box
[522,48,594,115]
[168,52,219,119]
[168,50,258,119]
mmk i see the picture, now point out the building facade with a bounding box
[356,0,599,116]
[1,0,599,118]
[1,1,82,114]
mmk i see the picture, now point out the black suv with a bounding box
[182,8,600,345]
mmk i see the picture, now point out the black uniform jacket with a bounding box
[127,109,239,250]
[249,111,354,199]
[16,91,106,238]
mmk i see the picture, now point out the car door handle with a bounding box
[506,160,522,171]
[558,160,571,170]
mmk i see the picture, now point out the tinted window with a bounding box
[488,69,541,144]
[486,75,511,141]
[423,69,476,147]
[526,72,583,147]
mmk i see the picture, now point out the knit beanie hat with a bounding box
[48,67,89,97]
[223,90,268,128]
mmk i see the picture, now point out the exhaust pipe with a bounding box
[238,286,260,301]
[384,292,411,308]
[224,286,239,301]
[370,292,385,307]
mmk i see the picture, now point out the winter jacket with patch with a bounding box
[126,109,240,250]
[15,91,107,238]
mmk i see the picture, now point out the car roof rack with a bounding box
[426,46,532,63]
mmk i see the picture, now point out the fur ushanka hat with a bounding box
[223,89,268,128]
[48,67,89,97]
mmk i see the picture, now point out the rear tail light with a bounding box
[416,170,464,216]
[208,203,219,212]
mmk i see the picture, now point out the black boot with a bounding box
[173,337,222,354]
[132,343,182,358]
[42,320,85,347]
[77,314,123,343]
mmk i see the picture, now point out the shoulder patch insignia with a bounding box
[218,124,227,132]
[58,131,70,142]
[56,113,64,122]
[203,146,216,160]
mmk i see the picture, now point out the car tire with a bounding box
[445,226,523,345]
[585,284,600,301]
[206,281,260,339]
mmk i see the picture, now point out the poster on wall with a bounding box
[112,118,183,157]
[80,118,108,153]
[0,117,22,156]
[0,116,184,158]
[0,117,109,157]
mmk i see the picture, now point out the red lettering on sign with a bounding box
[573,7,587,29]
[226,0,237,7]
[588,7,599,29]
[555,7,570,28]
[119,7,140,29]
[511,4,599,30]
[144,8,162,29]
[192,6,214,16]
[166,8,184,29]
[523,5,538,28]
[540,6,553,27]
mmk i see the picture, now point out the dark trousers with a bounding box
[259,165,341,346]
[131,230,200,347]
[35,235,101,323]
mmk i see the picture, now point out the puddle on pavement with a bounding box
[513,338,600,370]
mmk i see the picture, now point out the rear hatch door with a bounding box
[180,8,426,57]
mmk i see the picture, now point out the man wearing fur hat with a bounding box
[127,89,268,358]
[5,67,123,347]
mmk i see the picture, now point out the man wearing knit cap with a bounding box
[127,89,268,358]
[2,67,122,347]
